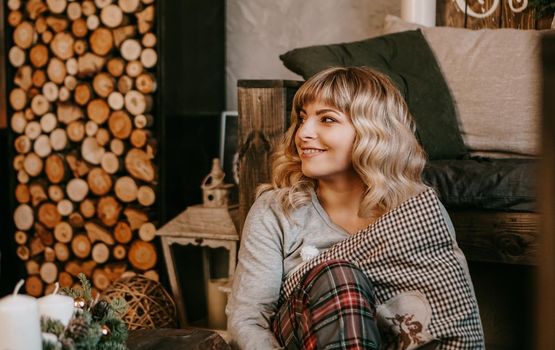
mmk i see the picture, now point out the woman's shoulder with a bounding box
[242,189,294,237]
[253,187,283,206]
[248,187,313,220]
[246,188,287,220]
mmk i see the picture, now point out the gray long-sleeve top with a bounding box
[226,188,475,349]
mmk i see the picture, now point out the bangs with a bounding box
[292,69,355,116]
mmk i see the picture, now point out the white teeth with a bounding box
[303,149,324,154]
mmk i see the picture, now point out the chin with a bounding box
[301,167,323,180]
[300,168,315,179]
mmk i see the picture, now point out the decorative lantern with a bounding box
[201,158,234,208]
[156,158,239,329]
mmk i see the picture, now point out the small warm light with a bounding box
[74,297,86,309]
[101,324,111,336]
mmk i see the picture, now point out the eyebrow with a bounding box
[299,108,340,115]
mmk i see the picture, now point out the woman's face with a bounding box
[294,101,357,182]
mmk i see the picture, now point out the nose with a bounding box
[296,118,316,140]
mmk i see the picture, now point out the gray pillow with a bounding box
[383,15,544,157]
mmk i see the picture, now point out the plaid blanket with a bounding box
[279,188,484,349]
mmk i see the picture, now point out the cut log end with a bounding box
[57,199,74,217]
[67,178,89,202]
[114,175,137,203]
[128,240,157,270]
[138,222,156,242]
[71,234,92,259]
[137,185,155,206]
[92,242,110,264]
[97,196,121,227]
[90,27,113,56]
[26,275,44,297]
[14,203,35,231]
[124,148,154,182]
[85,221,115,245]
[40,261,59,284]
[54,221,73,243]
[114,221,132,244]
[92,269,110,290]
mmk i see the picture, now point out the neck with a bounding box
[316,176,366,214]
[316,176,376,234]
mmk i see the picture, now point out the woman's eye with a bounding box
[322,116,336,123]
[298,116,306,124]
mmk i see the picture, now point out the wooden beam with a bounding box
[237,80,301,233]
[536,13,554,29]
[537,32,555,350]
[450,211,539,265]
[465,0,502,29]
[500,2,535,29]
[436,0,466,27]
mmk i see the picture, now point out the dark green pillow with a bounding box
[279,30,467,160]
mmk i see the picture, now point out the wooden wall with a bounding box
[437,0,553,29]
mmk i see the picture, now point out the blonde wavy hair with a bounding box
[259,66,427,220]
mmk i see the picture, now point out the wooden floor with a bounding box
[126,328,231,350]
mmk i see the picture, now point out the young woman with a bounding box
[227,67,484,349]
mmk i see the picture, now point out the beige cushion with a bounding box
[383,15,543,157]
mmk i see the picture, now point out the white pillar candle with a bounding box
[401,0,436,27]
[0,281,42,350]
[38,283,75,326]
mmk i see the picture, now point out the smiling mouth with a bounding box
[300,148,325,156]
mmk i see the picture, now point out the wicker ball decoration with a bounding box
[102,275,177,330]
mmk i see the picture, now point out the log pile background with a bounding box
[6,0,159,297]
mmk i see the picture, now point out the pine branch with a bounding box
[42,340,60,350]
[74,322,102,350]
[61,286,82,299]
[77,273,93,302]
[44,275,128,350]
[41,316,65,336]
[109,298,128,317]
[97,341,128,350]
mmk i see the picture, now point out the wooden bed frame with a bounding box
[236,1,552,266]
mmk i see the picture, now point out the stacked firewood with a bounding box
[7,0,159,297]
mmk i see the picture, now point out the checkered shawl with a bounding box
[280,188,484,349]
